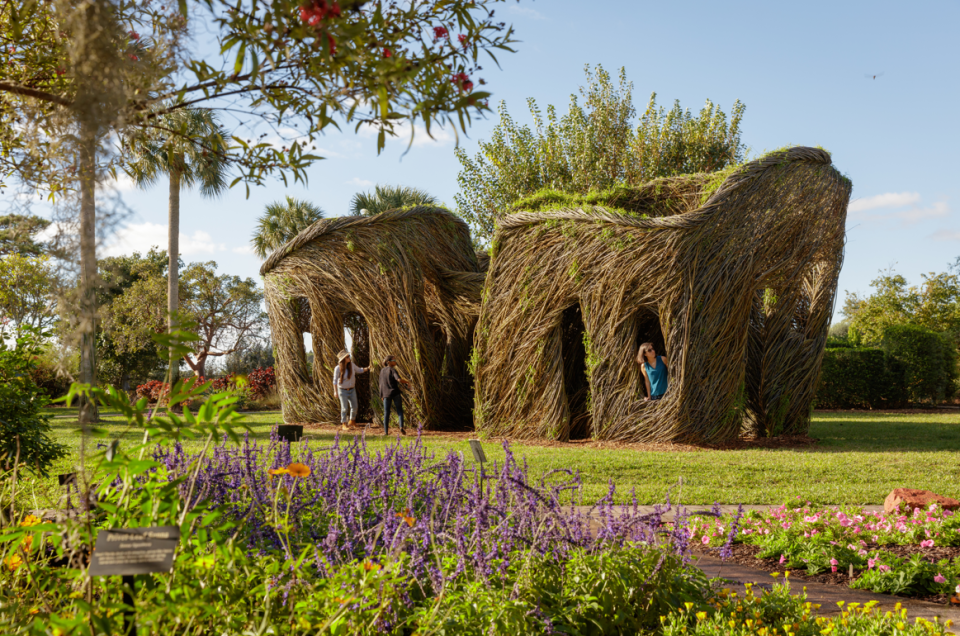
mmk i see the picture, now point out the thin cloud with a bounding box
[848,193,949,226]
[849,191,921,213]
[508,5,546,19]
[232,245,255,255]
[928,229,960,242]
[103,222,226,257]
[347,177,374,187]
[357,121,456,147]
[898,201,949,223]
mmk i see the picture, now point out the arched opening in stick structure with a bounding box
[633,307,666,399]
[559,304,591,440]
[344,312,373,422]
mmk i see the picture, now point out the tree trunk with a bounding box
[78,122,99,424]
[168,169,181,385]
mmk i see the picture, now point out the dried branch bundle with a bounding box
[264,147,850,443]
[261,208,483,428]
[474,146,850,443]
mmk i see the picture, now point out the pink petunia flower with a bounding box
[779,554,787,564]
[935,574,946,584]
[879,564,891,572]
[921,539,934,548]
[701,535,710,545]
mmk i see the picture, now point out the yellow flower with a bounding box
[28,608,39,615]
[362,561,380,572]
[695,611,707,620]
[19,514,41,527]
[684,602,694,611]
[4,554,22,571]
[21,536,33,553]
[286,463,311,478]
[268,467,288,477]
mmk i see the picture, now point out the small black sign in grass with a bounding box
[89,526,180,577]
[58,472,76,487]
[277,424,303,442]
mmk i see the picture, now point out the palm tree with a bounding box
[349,184,439,216]
[251,196,325,259]
[125,108,229,381]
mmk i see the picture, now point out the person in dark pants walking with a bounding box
[379,355,410,435]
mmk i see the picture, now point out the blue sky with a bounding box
[76,1,960,322]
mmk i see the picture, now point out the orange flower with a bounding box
[268,467,288,477]
[286,463,311,478]
[21,536,33,553]
[396,508,415,527]
[362,561,381,572]
[19,514,41,527]
[4,554,22,571]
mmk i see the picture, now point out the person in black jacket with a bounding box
[378,355,410,435]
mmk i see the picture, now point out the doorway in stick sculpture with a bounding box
[262,147,850,443]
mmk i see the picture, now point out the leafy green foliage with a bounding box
[349,184,439,216]
[251,196,325,258]
[96,250,170,388]
[455,65,746,245]
[1,0,517,195]
[123,108,229,196]
[882,324,958,403]
[0,214,51,256]
[662,581,952,635]
[843,267,960,346]
[179,261,267,378]
[815,347,906,409]
[0,254,58,330]
[0,327,67,474]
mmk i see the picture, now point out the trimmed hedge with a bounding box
[815,347,907,409]
[882,324,958,404]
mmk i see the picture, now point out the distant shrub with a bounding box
[815,347,906,409]
[135,380,170,403]
[247,366,276,399]
[882,324,958,404]
[0,328,68,474]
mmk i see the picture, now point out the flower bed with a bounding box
[3,374,956,634]
[694,503,960,603]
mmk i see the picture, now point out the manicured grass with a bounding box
[23,408,960,507]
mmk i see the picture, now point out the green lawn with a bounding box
[23,408,960,507]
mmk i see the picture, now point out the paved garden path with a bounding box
[579,505,959,631]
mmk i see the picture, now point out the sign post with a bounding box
[468,439,486,484]
[89,526,180,635]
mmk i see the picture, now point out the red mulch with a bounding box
[288,421,819,452]
[695,542,960,605]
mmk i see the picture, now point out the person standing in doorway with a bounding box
[379,355,410,435]
[636,342,669,401]
[333,350,370,432]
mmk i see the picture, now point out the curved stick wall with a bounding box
[262,147,851,443]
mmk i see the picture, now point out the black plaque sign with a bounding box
[89,526,180,576]
[277,424,303,442]
[468,439,487,464]
[58,472,76,486]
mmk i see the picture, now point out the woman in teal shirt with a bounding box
[636,342,669,401]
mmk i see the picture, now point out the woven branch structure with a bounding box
[262,146,850,443]
[260,208,483,429]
